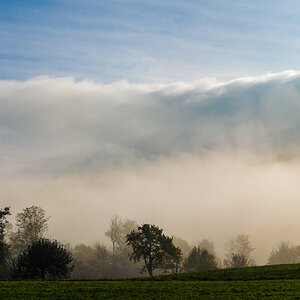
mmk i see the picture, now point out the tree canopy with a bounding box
[10,206,50,254]
[184,246,218,272]
[126,224,180,276]
[0,207,10,240]
[0,207,11,278]
[267,241,298,265]
[224,234,255,268]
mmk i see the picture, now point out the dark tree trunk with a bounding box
[148,253,153,276]
[112,241,115,276]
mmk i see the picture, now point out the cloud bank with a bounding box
[2,71,300,263]
[1,70,300,176]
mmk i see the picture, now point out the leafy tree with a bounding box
[11,238,74,279]
[0,207,11,278]
[105,216,140,278]
[105,215,122,270]
[120,218,138,247]
[198,238,215,255]
[184,246,218,272]
[161,245,183,274]
[160,235,191,274]
[126,224,180,276]
[224,234,255,268]
[171,235,191,258]
[71,244,99,279]
[94,243,113,278]
[267,241,297,265]
[115,218,140,276]
[0,207,10,240]
[10,206,50,254]
[72,216,139,279]
[71,241,140,279]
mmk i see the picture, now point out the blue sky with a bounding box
[2,0,300,82]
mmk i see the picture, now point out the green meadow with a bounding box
[2,264,300,299]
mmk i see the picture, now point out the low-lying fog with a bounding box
[2,71,300,264]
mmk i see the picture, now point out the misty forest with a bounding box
[0,205,299,280]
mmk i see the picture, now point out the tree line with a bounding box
[0,206,299,279]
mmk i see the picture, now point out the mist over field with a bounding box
[2,71,300,264]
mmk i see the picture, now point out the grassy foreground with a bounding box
[1,280,300,299]
[1,264,300,299]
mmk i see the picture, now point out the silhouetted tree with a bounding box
[267,241,298,265]
[10,206,50,255]
[126,224,180,276]
[224,234,255,268]
[11,238,74,279]
[0,207,11,278]
[184,246,218,272]
[0,207,10,239]
[161,245,183,274]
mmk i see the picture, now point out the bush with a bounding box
[11,238,74,279]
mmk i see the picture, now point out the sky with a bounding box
[2,0,300,82]
[2,1,300,264]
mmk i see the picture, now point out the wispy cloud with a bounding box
[2,1,300,81]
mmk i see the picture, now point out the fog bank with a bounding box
[2,71,300,264]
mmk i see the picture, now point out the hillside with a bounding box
[130,263,300,281]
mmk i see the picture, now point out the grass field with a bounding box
[1,264,300,299]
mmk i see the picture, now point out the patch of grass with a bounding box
[1,280,300,299]
[2,264,300,299]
